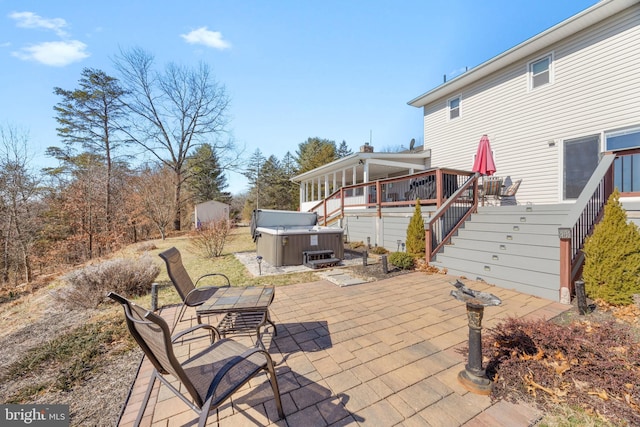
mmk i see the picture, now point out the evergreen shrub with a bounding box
[406,199,425,256]
[389,252,415,270]
[582,189,640,305]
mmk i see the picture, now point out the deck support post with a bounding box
[558,228,572,304]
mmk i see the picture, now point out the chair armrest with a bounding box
[195,273,231,287]
[172,323,221,343]
[205,347,271,400]
[184,286,220,306]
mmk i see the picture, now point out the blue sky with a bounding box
[0,0,597,194]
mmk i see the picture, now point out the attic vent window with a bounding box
[448,96,460,120]
[529,54,553,90]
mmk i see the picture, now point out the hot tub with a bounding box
[251,210,344,267]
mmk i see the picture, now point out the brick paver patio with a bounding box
[118,272,568,426]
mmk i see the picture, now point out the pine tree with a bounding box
[243,149,266,210]
[295,137,337,173]
[186,143,230,204]
[406,199,425,255]
[337,140,353,158]
[582,189,640,305]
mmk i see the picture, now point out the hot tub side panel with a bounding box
[256,230,344,267]
[255,232,283,267]
[282,232,344,266]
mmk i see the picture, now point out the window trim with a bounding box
[447,95,461,121]
[605,125,640,152]
[528,53,554,91]
[560,133,600,201]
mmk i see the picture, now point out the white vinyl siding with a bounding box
[422,4,640,204]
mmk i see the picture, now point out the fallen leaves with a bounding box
[480,315,640,426]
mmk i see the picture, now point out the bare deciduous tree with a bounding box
[0,125,41,284]
[115,47,239,231]
[133,166,175,240]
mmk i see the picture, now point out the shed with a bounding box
[194,200,230,228]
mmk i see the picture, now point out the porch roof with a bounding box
[291,148,431,184]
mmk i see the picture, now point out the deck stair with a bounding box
[303,249,341,269]
[430,203,571,301]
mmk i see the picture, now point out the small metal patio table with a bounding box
[196,285,276,349]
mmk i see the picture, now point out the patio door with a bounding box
[563,135,600,200]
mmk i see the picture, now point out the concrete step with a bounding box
[432,256,559,288]
[461,221,559,235]
[434,261,560,301]
[468,213,567,225]
[453,229,559,247]
[437,246,559,270]
[478,204,572,214]
[433,203,567,302]
[444,238,559,258]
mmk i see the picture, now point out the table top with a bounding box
[197,286,274,314]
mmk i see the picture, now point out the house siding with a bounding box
[342,208,436,252]
[422,4,640,204]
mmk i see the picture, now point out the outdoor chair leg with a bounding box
[135,371,157,427]
[170,304,189,334]
[266,312,277,336]
[176,304,188,324]
[264,355,285,419]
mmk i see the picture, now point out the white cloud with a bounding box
[9,11,69,37]
[12,40,89,66]
[181,27,231,50]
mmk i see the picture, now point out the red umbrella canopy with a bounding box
[472,134,496,176]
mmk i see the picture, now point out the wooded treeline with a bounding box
[0,48,352,287]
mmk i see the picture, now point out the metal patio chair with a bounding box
[159,247,231,325]
[108,292,284,426]
[480,176,503,205]
[498,178,522,203]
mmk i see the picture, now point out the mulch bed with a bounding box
[479,301,640,426]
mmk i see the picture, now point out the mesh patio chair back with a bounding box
[500,179,522,198]
[480,176,503,205]
[159,247,230,324]
[482,176,503,196]
[159,247,195,302]
[108,292,284,426]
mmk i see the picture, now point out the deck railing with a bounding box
[425,174,479,260]
[308,168,474,225]
[558,153,615,304]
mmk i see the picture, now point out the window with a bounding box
[563,135,599,200]
[448,96,460,120]
[606,127,640,151]
[614,153,640,193]
[529,54,552,90]
[607,127,640,193]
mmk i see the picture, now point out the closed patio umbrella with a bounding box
[472,134,496,176]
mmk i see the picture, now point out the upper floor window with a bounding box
[448,96,460,120]
[529,54,553,90]
[606,126,640,151]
